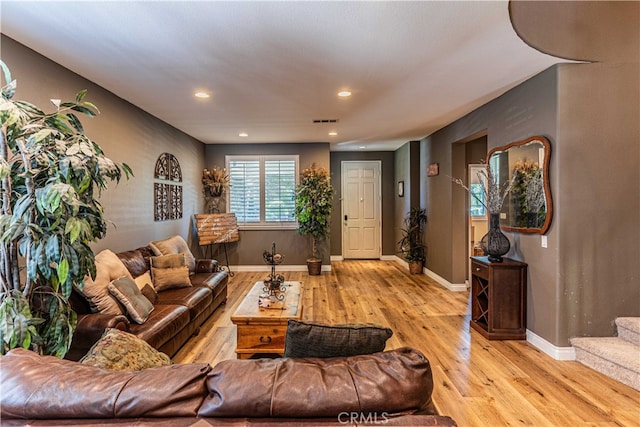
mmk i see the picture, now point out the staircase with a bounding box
[570,317,640,391]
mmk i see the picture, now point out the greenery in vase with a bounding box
[398,207,427,262]
[0,61,132,357]
[293,164,334,260]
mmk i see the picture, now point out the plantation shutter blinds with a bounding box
[265,159,296,222]
[227,155,298,227]
[228,159,260,222]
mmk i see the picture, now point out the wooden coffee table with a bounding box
[231,281,303,359]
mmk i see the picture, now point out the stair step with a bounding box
[617,317,640,345]
[570,337,640,391]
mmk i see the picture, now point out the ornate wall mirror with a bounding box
[488,135,552,234]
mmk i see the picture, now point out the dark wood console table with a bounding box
[470,256,527,340]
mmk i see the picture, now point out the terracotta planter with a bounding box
[307,259,322,275]
[408,260,423,274]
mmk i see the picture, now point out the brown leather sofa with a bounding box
[66,245,228,361]
[1,347,457,426]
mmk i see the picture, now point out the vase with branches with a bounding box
[450,161,515,262]
[0,61,132,357]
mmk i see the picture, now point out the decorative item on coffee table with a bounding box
[260,242,286,309]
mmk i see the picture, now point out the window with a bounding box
[226,155,298,228]
[470,183,486,217]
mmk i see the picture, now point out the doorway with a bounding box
[452,135,487,284]
[341,161,381,259]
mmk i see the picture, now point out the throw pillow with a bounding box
[134,271,153,290]
[80,328,172,371]
[108,276,154,324]
[149,235,196,272]
[150,253,186,269]
[283,320,393,358]
[133,272,157,304]
[140,283,158,305]
[151,265,192,292]
[77,249,134,315]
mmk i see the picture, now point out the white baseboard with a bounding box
[380,255,397,261]
[390,256,466,291]
[230,264,332,272]
[526,330,576,361]
[330,255,344,262]
[424,267,467,292]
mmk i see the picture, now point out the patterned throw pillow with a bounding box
[80,328,171,371]
[284,320,393,358]
[108,276,154,324]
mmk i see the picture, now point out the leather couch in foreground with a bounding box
[66,236,229,361]
[1,347,456,426]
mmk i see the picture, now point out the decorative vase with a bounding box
[480,213,510,262]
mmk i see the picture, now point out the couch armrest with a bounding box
[196,258,220,273]
[65,313,130,361]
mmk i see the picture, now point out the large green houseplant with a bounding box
[293,164,334,275]
[398,207,427,274]
[0,61,132,357]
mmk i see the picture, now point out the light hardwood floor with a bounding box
[173,260,640,426]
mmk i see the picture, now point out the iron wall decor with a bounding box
[154,153,183,221]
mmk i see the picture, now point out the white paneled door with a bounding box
[341,161,381,259]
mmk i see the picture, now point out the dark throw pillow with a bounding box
[284,320,393,358]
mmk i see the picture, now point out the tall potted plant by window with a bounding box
[0,62,132,357]
[398,207,428,274]
[294,164,334,275]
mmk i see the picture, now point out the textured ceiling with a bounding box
[0,1,563,151]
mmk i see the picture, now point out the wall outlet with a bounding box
[500,212,507,219]
[541,235,548,248]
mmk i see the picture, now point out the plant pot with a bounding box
[307,258,322,275]
[408,260,423,274]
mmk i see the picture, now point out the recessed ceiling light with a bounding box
[359,146,366,149]
[239,132,248,137]
[194,91,210,99]
[328,131,338,136]
[337,90,352,97]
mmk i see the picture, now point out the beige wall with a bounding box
[1,36,207,254]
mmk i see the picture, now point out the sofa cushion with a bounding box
[284,320,393,358]
[79,328,171,370]
[1,348,210,419]
[199,347,434,418]
[77,249,134,315]
[156,285,213,320]
[152,265,192,291]
[108,276,154,324]
[128,304,190,350]
[149,235,196,272]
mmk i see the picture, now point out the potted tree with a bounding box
[294,164,334,275]
[398,207,428,274]
[0,61,132,357]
